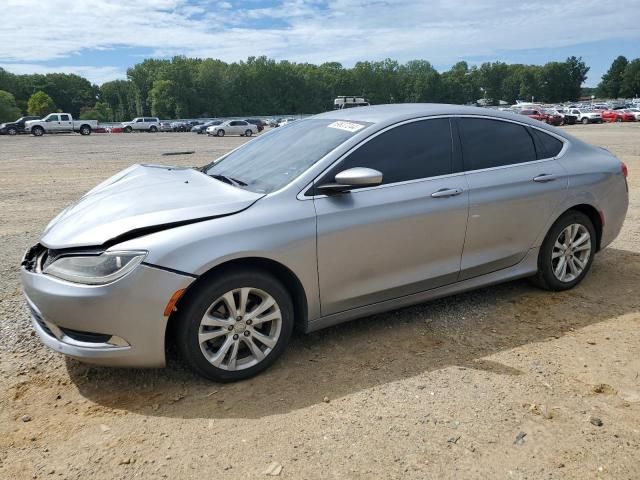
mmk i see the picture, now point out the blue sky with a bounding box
[1,0,639,86]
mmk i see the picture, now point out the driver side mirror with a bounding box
[317,167,383,194]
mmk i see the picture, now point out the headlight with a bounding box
[43,251,146,285]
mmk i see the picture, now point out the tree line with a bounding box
[0,55,638,123]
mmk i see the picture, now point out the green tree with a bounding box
[149,79,176,118]
[79,102,113,122]
[0,90,21,122]
[99,80,137,121]
[27,91,56,117]
[620,59,640,98]
[598,56,628,98]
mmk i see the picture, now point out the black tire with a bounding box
[615,117,622,123]
[531,210,596,291]
[175,269,294,382]
[149,125,158,132]
[216,129,225,137]
[7,127,17,135]
[581,117,589,125]
[245,129,253,137]
[124,126,133,133]
[79,125,92,135]
[32,126,44,136]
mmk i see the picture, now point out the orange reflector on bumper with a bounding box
[164,289,186,316]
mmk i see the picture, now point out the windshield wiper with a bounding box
[210,174,247,187]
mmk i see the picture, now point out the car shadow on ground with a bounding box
[67,247,640,419]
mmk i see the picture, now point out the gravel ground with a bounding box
[1,124,639,479]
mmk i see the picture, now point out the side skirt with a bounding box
[306,247,539,333]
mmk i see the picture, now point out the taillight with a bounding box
[621,161,628,178]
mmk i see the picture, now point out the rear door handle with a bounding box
[431,187,463,198]
[533,173,558,183]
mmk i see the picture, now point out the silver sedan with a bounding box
[21,104,628,381]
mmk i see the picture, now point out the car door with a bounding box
[456,117,568,280]
[45,114,61,132]
[314,118,469,316]
[59,114,73,132]
[134,118,145,131]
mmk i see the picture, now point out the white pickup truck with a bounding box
[25,113,98,136]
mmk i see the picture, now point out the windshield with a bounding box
[203,119,370,193]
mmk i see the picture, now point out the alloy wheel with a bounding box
[551,223,591,283]
[198,287,282,371]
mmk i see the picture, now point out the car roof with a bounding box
[312,103,555,129]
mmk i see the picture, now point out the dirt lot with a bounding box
[1,124,639,479]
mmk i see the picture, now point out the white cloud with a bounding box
[0,63,125,85]
[0,0,638,84]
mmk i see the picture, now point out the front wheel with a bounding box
[32,126,44,136]
[175,270,294,382]
[216,129,225,137]
[245,129,253,137]
[581,117,589,125]
[124,126,133,133]
[531,211,596,291]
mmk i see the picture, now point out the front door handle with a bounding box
[431,187,463,198]
[533,173,558,183]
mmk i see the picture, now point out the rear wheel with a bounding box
[216,129,225,137]
[79,125,92,135]
[32,126,44,136]
[149,125,158,132]
[175,270,294,382]
[531,211,596,291]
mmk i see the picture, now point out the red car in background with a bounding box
[601,109,636,122]
[519,109,563,126]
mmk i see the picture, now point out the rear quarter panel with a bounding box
[547,139,628,248]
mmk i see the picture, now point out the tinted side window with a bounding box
[531,129,564,158]
[60,114,71,121]
[458,118,536,170]
[325,118,453,185]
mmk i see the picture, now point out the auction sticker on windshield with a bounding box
[327,121,366,133]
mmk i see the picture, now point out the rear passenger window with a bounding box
[458,118,536,170]
[326,118,453,185]
[530,129,564,158]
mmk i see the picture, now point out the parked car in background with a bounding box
[122,117,160,133]
[245,119,265,132]
[0,116,40,135]
[24,114,97,136]
[542,110,564,126]
[601,109,636,122]
[268,118,282,127]
[623,108,640,121]
[277,118,297,127]
[20,104,628,381]
[519,109,549,123]
[159,121,173,132]
[172,120,201,132]
[193,120,222,134]
[207,120,258,137]
[568,108,602,125]
[551,108,577,125]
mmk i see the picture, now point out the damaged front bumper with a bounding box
[21,244,195,368]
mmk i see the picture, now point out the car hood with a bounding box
[40,164,264,249]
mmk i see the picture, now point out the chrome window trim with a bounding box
[298,114,569,200]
